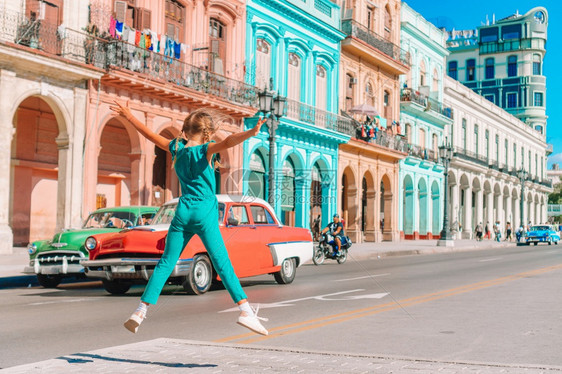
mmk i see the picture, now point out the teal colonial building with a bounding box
[398,4,453,239]
[243,0,351,228]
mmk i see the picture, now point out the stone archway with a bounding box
[418,177,428,238]
[11,97,62,244]
[380,173,393,241]
[151,128,179,206]
[402,174,414,238]
[362,170,376,242]
[431,180,440,237]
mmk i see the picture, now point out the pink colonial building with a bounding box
[1,0,256,251]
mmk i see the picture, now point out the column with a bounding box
[69,87,87,228]
[0,70,15,253]
[475,188,483,228]
[486,191,494,230]
[55,136,70,232]
[496,191,503,229]
[463,187,472,238]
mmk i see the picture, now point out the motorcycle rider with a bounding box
[321,214,345,256]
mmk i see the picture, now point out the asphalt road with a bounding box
[1,243,562,369]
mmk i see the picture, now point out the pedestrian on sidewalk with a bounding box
[475,222,483,241]
[485,221,491,240]
[505,222,512,241]
[111,101,269,336]
[494,221,501,242]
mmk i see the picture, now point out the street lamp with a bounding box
[257,78,287,209]
[437,138,454,247]
[517,169,528,230]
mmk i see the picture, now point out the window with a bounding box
[507,93,517,108]
[345,73,354,110]
[288,53,302,101]
[533,54,541,75]
[480,27,498,43]
[419,60,426,86]
[485,94,495,104]
[383,90,391,119]
[474,124,479,154]
[419,128,426,148]
[366,81,375,106]
[432,68,439,92]
[432,134,438,155]
[209,18,226,74]
[250,205,275,224]
[405,123,411,143]
[507,56,517,77]
[316,65,328,110]
[534,92,544,107]
[248,151,266,199]
[462,119,467,150]
[228,206,249,225]
[504,139,508,166]
[384,5,392,40]
[255,39,271,90]
[165,0,183,41]
[448,61,458,80]
[513,143,516,167]
[502,24,521,40]
[485,58,495,80]
[495,134,499,163]
[115,0,151,31]
[485,130,489,161]
[466,59,476,81]
[367,6,375,31]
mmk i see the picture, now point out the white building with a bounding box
[444,75,551,238]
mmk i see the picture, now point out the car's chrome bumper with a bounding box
[80,258,192,281]
[24,254,86,275]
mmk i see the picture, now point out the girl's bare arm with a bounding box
[110,101,170,151]
[207,117,267,157]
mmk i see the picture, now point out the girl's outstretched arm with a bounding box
[110,101,170,151]
[207,117,267,157]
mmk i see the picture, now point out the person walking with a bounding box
[505,222,512,241]
[485,221,491,240]
[110,101,269,336]
[475,222,483,241]
[494,221,501,242]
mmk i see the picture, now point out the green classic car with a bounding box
[24,206,158,288]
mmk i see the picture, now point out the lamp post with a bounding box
[517,169,528,230]
[437,139,454,247]
[257,78,287,209]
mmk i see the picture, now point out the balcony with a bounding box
[546,144,553,156]
[285,99,355,136]
[453,147,489,168]
[341,19,410,75]
[407,145,439,163]
[400,89,454,126]
[0,10,258,114]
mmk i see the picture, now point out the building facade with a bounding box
[0,0,257,252]
[398,3,452,240]
[444,76,551,238]
[243,0,350,230]
[336,0,409,243]
[446,7,548,136]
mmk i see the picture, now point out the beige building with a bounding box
[336,0,409,243]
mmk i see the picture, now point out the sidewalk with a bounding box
[0,239,520,279]
[3,338,560,373]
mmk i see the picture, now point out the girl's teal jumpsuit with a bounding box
[141,139,247,305]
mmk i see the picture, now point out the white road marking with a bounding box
[335,274,390,282]
[219,289,389,313]
[28,298,102,306]
[479,257,502,262]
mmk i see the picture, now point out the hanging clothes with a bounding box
[115,21,124,39]
[109,16,116,38]
[173,41,181,59]
[127,27,136,53]
[135,30,141,46]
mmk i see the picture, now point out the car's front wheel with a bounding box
[183,254,213,295]
[102,279,131,295]
[37,274,62,288]
[274,258,296,284]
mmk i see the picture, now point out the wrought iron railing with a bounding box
[341,19,410,67]
[0,9,258,108]
[407,144,438,162]
[400,89,454,119]
[285,99,355,134]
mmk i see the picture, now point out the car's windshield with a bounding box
[151,202,225,225]
[83,211,138,229]
[531,226,550,231]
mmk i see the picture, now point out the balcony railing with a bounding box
[407,145,438,162]
[285,99,355,135]
[400,89,454,119]
[341,19,410,67]
[0,9,258,108]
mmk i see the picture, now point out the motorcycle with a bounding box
[312,233,352,265]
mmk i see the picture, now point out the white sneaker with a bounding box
[124,307,146,333]
[237,305,268,336]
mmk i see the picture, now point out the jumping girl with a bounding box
[110,101,269,336]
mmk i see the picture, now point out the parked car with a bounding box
[24,206,158,288]
[526,225,560,246]
[81,195,314,295]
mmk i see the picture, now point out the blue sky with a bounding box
[403,0,561,169]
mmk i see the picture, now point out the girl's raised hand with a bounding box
[109,100,132,120]
[250,117,267,136]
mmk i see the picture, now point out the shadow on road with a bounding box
[59,353,218,368]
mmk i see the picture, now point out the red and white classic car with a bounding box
[81,195,314,295]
